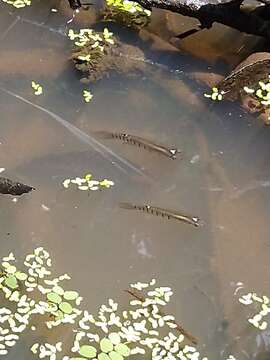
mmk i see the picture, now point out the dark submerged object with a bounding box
[95,131,181,159]
[119,202,202,227]
[0,177,35,196]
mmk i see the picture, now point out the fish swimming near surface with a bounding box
[94,131,181,159]
[119,202,202,227]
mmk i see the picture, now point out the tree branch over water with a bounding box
[129,0,270,39]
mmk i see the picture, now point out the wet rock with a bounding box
[72,36,147,83]
[0,177,34,196]
[217,52,270,100]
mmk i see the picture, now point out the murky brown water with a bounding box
[1,1,270,359]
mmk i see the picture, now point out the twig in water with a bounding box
[125,288,198,345]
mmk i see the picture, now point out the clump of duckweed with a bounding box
[31,342,63,359]
[0,247,82,356]
[243,77,270,106]
[239,292,270,330]
[204,87,225,101]
[68,27,146,83]
[243,76,270,122]
[68,28,118,83]
[1,0,31,8]
[31,81,43,96]
[62,173,114,192]
[103,0,151,29]
[0,248,205,360]
[68,279,206,360]
[83,89,93,102]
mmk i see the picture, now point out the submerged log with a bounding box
[0,177,34,196]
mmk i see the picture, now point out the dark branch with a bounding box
[131,0,270,39]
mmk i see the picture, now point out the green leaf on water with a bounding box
[5,275,18,289]
[79,345,97,358]
[47,292,62,304]
[52,285,65,296]
[70,358,87,360]
[55,310,64,320]
[9,290,20,302]
[108,333,121,345]
[98,353,110,360]
[6,265,17,274]
[63,290,79,301]
[100,338,113,353]
[108,351,123,360]
[59,302,73,314]
[15,272,27,281]
[114,344,130,357]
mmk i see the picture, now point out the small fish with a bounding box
[119,202,202,227]
[94,131,180,159]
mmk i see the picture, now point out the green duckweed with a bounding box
[100,338,114,353]
[47,292,62,304]
[79,345,97,358]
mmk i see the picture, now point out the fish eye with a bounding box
[170,149,177,155]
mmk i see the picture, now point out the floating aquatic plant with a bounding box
[239,292,270,330]
[0,248,207,360]
[83,89,93,102]
[0,0,31,8]
[103,0,151,29]
[204,87,225,101]
[68,279,205,360]
[31,81,43,96]
[62,173,114,192]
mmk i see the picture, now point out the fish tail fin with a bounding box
[119,202,135,210]
[92,130,115,139]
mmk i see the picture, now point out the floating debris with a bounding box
[62,173,114,192]
[95,131,180,159]
[119,202,202,227]
[103,0,151,29]
[31,81,43,96]
[0,177,34,196]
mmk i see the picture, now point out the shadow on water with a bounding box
[1,1,270,359]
